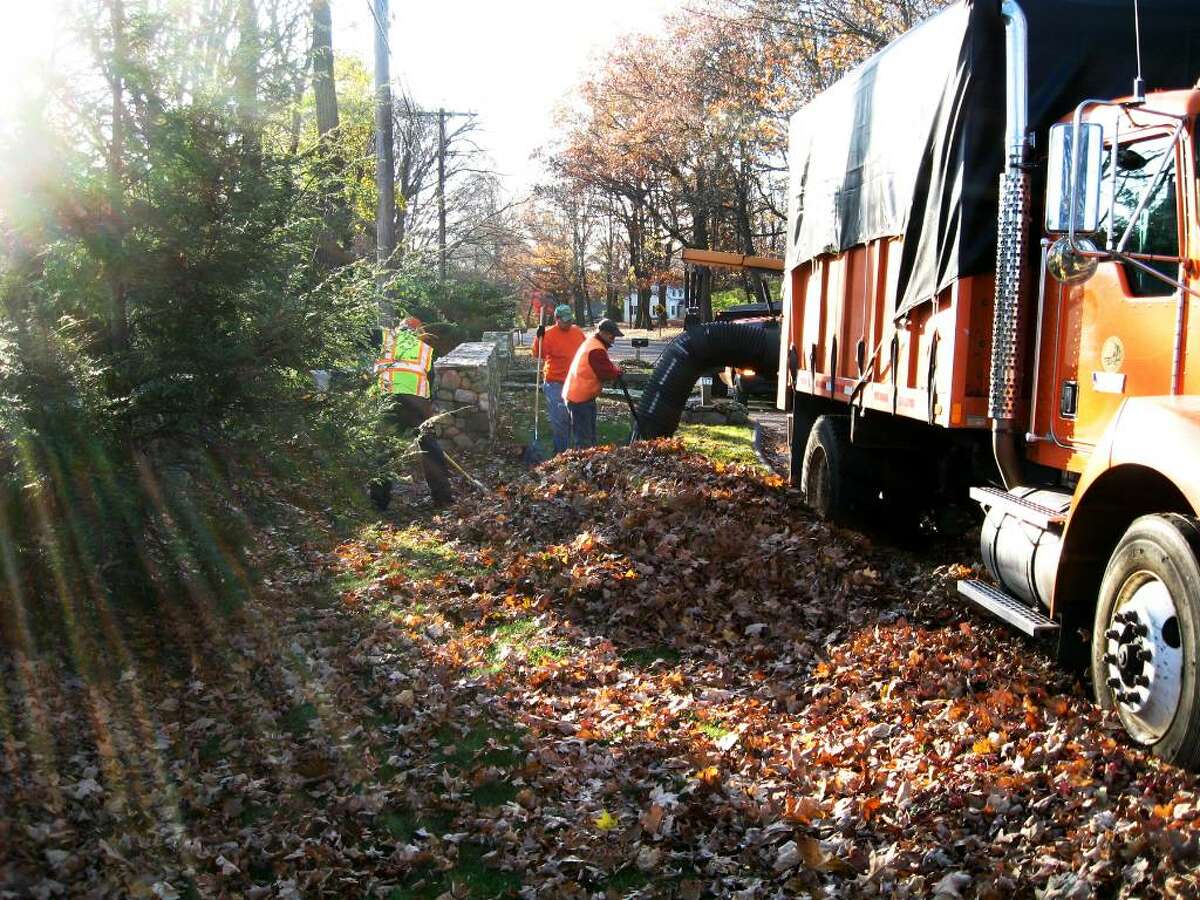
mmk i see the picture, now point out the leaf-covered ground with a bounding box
[4,440,1200,898]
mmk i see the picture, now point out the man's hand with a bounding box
[536,324,546,338]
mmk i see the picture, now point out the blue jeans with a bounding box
[568,399,598,448]
[543,381,571,454]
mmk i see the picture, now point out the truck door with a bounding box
[1039,128,1186,461]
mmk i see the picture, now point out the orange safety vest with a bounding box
[563,335,609,404]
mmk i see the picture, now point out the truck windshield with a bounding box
[1099,132,1180,297]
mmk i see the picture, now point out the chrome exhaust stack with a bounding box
[989,0,1033,490]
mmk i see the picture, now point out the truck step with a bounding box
[957,579,1060,637]
[969,486,1067,530]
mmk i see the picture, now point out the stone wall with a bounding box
[480,331,514,374]
[432,342,499,448]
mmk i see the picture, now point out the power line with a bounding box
[364,0,390,56]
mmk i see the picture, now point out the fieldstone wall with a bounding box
[680,398,751,427]
[480,331,514,374]
[432,342,499,448]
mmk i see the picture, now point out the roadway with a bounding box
[512,327,681,366]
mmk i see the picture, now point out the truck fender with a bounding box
[1051,398,1200,638]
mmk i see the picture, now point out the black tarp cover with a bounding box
[785,0,1200,318]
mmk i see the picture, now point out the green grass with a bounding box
[620,646,682,668]
[695,718,733,741]
[470,779,519,807]
[602,867,651,894]
[507,394,634,456]
[379,525,471,581]
[198,733,222,765]
[711,281,781,313]
[510,396,768,469]
[341,525,474,617]
[507,394,764,473]
[435,721,525,771]
[596,415,632,446]
[477,617,579,674]
[677,423,763,469]
[525,645,569,666]
[377,806,454,843]
[335,569,377,595]
[281,701,318,737]
[384,842,521,899]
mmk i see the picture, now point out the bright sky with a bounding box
[0,1,682,194]
[334,0,685,196]
[0,5,62,120]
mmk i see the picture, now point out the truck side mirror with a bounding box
[1045,122,1104,235]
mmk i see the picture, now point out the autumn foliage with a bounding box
[7,440,1200,896]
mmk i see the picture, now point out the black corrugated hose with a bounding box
[633,321,780,440]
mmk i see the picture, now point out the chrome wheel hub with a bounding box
[1103,573,1183,745]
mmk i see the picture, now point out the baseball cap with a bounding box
[554,304,574,322]
[597,319,624,337]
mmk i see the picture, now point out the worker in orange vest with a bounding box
[562,319,624,448]
[531,304,586,454]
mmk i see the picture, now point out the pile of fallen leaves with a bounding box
[4,439,1200,898]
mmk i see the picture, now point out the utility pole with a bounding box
[438,108,447,281]
[372,0,395,322]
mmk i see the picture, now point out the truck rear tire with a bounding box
[1091,514,1200,768]
[801,415,863,523]
[788,397,818,488]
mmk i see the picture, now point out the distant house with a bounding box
[623,285,685,323]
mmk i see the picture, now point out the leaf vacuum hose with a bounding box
[634,321,780,440]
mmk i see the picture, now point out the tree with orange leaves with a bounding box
[550,0,950,322]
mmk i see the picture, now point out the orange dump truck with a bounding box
[779,0,1200,764]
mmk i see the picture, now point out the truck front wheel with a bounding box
[1091,514,1200,768]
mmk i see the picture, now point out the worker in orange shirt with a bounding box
[531,304,586,454]
[562,319,623,448]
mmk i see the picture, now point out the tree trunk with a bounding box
[627,198,654,330]
[687,194,714,323]
[235,0,261,161]
[107,0,129,354]
[698,266,713,323]
[606,283,620,321]
[733,146,763,303]
[312,0,338,136]
[603,203,621,319]
[573,285,587,327]
[636,285,653,330]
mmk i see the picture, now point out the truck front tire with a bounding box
[1091,514,1200,768]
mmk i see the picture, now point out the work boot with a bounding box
[368,478,393,512]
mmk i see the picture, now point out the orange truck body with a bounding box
[784,243,996,431]
[779,89,1200,619]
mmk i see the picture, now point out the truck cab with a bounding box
[1030,91,1200,473]
[998,90,1200,758]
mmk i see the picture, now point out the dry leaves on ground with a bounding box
[3,440,1200,898]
